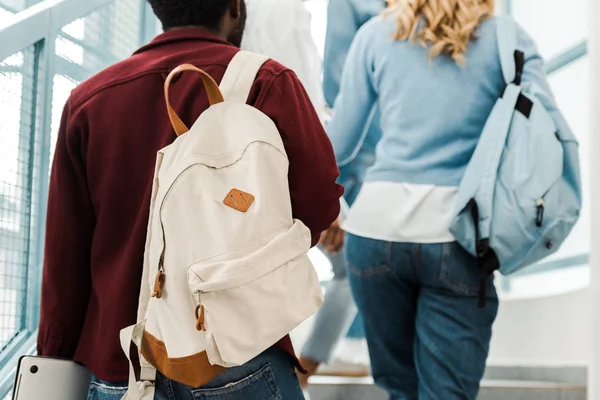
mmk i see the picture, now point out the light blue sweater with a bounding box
[322,0,385,206]
[327,15,557,188]
[323,0,386,108]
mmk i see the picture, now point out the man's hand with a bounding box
[319,219,345,254]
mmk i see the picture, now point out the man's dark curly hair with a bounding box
[148,0,229,31]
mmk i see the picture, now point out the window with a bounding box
[512,0,587,60]
[0,1,153,377]
[0,47,36,350]
[50,0,143,162]
[0,8,14,26]
[0,0,43,20]
[0,0,26,13]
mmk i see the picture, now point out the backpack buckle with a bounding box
[476,238,490,259]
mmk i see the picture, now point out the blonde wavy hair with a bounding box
[386,0,495,64]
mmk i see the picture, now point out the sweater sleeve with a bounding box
[327,25,378,166]
[257,70,343,245]
[323,0,360,108]
[38,99,94,358]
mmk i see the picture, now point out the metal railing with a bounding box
[546,40,588,75]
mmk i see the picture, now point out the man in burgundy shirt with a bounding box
[37,0,342,398]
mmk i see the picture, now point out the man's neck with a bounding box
[167,26,227,41]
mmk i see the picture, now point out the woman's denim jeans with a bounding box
[346,234,499,400]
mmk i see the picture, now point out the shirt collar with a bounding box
[134,28,232,55]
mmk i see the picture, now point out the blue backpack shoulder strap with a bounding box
[496,16,524,85]
[452,17,524,244]
[472,17,524,261]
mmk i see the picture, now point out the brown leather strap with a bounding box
[164,64,225,136]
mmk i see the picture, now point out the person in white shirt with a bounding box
[242,1,370,393]
[242,0,325,118]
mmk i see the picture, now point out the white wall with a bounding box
[587,0,600,396]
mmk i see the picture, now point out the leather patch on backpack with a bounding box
[223,189,255,212]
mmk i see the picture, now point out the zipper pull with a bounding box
[195,304,207,331]
[151,269,165,298]
[536,199,545,227]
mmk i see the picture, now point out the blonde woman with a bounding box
[327,0,566,398]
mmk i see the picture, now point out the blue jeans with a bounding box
[88,376,128,400]
[87,348,303,400]
[346,234,499,400]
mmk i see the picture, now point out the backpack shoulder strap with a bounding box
[496,16,524,86]
[220,51,270,103]
[468,18,527,273]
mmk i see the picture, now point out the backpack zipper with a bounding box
[151,228,167,299]
[536,199,545,227]
[195,292,207,331]
[150,166,194,300]
[152,211,207,332]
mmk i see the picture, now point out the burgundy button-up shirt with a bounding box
[38,28,342,382]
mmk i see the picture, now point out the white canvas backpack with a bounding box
[120,51,324,399]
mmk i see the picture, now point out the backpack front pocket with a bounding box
[499,99,564,201]
[186,220,323,367]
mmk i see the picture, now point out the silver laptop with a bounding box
[13,356,91,400]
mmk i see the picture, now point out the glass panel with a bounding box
[512,0,588,60]
[3,53,23,68]
[0,47,36,349]
[55,36,84,65]
[0,7,14,27]
[62,18,85,40]
[55,0,142,75]
[0,0,148,368]
[50,75,77,162]
[51,0,144,163]
[0,0,23,12]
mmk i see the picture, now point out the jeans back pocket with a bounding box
[87,378,127,400]
[439,242,495,297]
[192,363,281,400]
[346,234,392,277]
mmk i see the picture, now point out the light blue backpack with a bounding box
[450,17,582,305]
